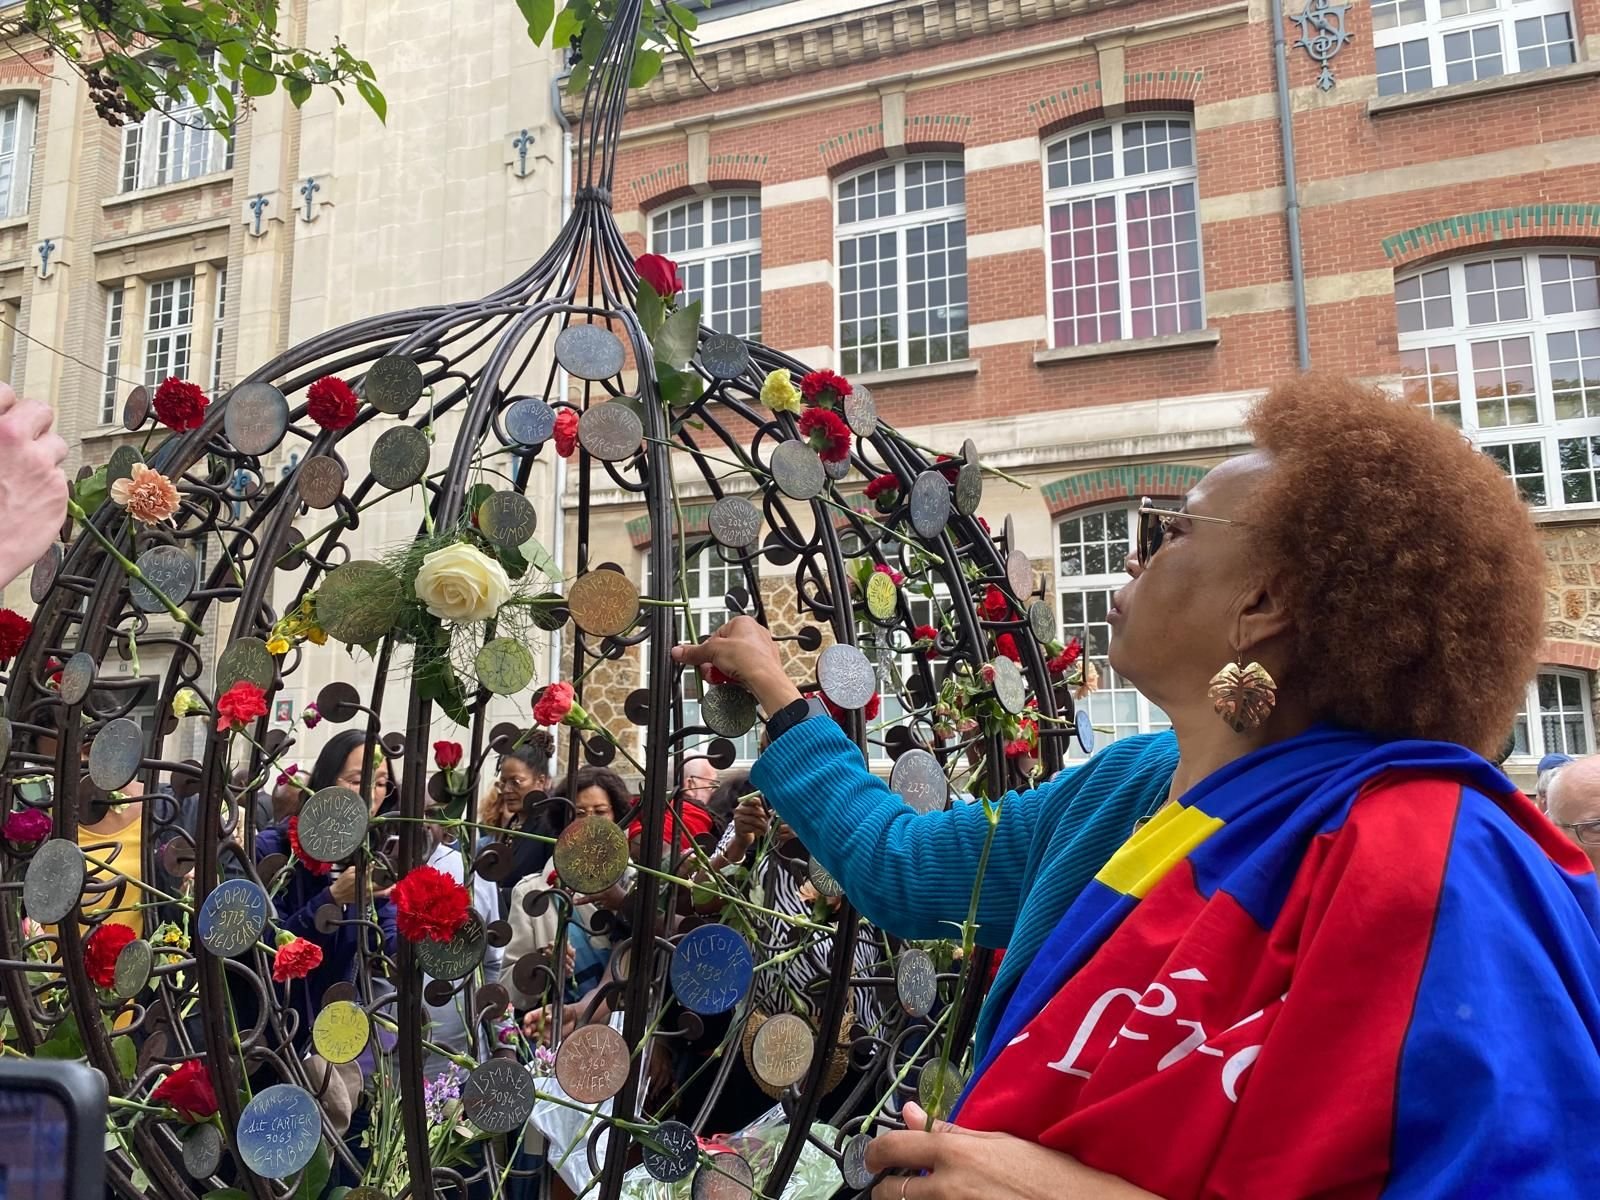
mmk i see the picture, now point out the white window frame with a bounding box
[1372,0,1577,96]
[835,157,969,375]
[1509,668,1595,760]
[0,95,36,220]
[1396,247,1600,509]
[648,194,762,338]
[119,70,229,194]
[1055,504,1170,755]
[210,265,227,395]
[1042,116,1205,349]
[101,285,126,425]
[142,275,194,388]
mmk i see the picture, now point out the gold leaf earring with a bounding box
[1208,658,1277,733]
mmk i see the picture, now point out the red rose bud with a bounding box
[635,253,683,300]
[553,407,579,457]
[306,375,359,431]
[703,665,737,686]
[152,377,210,432]
[151,1060,219,1123]
[934,454,962,484]
[913,625,940,657]
[433,740,464,770]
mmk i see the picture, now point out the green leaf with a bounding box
[217,40,247,71]
[111,1034,136,1080]
[553,4,582,45]
[355,78,387,123]
[35,1019,84,1060]
[519,539,560,585]
[129,1169,150,1194]
[293,1141,330,1200]
[71,466,109,516]
[566,62,590,95]
[658,366,704,410]
[667,2,699,31]
[285,75,312,108]
[518,0,557,42]
[652,303,699,372]
[636,280,665,340]
[629,49,663,88]
[240,64,277,97]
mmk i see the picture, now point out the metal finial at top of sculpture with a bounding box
[0,5,1090,1197]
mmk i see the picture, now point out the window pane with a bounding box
[1515,13,1575,71]
[838,231,899,374]
[1443,24,1504,85]
[1483,440,1547,505]
[1372,0,1426,28]
[1377,40,1432,94]
[1402,344,1462,425]
[1125,182,1202,340]
[1539,253,1600,315]
[1396,267,1452,332]
[905,217,967,366]
[1547,327,1600,420]
[1537,670,1592,755]
[1049,197,1121,346]
[1559,436,1600,505]
[1472,335,1538,426]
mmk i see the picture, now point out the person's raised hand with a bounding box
[726,794,770,860]
[0,384,69,589]
[328,866,362,906]
[670,616,800,714]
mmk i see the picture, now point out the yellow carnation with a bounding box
[171,687,206,719]
[760,369,802,415]
[266,636,290,656]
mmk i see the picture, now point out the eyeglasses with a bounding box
[1136,496,1237,564]
[1556,818,1600,847]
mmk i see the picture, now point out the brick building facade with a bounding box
[571,0,1600,783]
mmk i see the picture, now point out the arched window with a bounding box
[835,158,968,374]
[1509,667,1595,758]
[1055,505,1169,752]
[649,194,762,338]
[1396,247,1600,507]
[1044,116,1203,348]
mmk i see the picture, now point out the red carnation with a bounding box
[433,740,463,770]
[981,585,1011,623]
[390,865,470,943]
[799,370,852,408]
[306,376,359,431]
[873,562,905,586]
[912,624,940,657]
[554,408,579,457]
[864,473,900,506]
[532,681,575,727]
[798,408,851,464]
[703,665,737,686]
[152,377,209,432]
[863,691,881,721]
[271,936,323,982]
[635,253,683,300]
[996,633,1022,663]
[934,454,962,484]
[84,923,137,989]
[0,608,30,661]
[815,689,880,722]
[287,814,331,875]
[216,681,268,732]
[151,1060,218,1123]
[977,517,991,535]
[1048,637,1083,677]
[1004,737,1035,760]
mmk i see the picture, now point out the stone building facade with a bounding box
[572,0,1600,786]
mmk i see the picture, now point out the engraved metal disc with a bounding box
[1027,599,1057,645]
[462,1058,536,1134]
[641,1120,699,1183]
[364,355,425,414]
[107,444,142,486]
[751,1013,814,1090]
[1006,549,1034,601]
[566,569,640,638]
[297,786,369,863]
[816,644,877,711]
[317,560,405,645]
[28,543,59,605]
[955,460,983,516]
[1076,708,1096,755]
[693,1152,755,1200]
[57,652,95,705]
[312,1000,371,1065]
[87,716,144,791]
[908,471,951,541]
[475,638,535,696]
[297,455,346,509]
[23,839,84,925]
[701,684,758,738]
[823,454,851,481]
[843,385,878,438]
[669,924,754,1016]
[807,857,843,900]
[552,817,629,896]
[917,1061,966,1121]
[896,947,938,1017]
[990,655,1026,715]
[182,1122,224,1180]
[890,749,948,814]
[555,323,626,381]
[840,1133,876,1190]
[113,938,153,999]
[769,441,825,501]
[236,1084,321,1178]
[316,681,363,724]
[478,491,538,550]
[122,385,149,431]
[224,382,290,456]
[554,1022,631,1105]
[1003,514,1018,553]
[0,717,10,763]
[198,878,269,958]
[700,333,749,381]
[129,544,198,613]
[414,909,486,982]
[577,402,644,462]
[217,637,274,692]
[865,570,897,623]
[708,496,761,549]
[504,396,557,447]
[369,425,431,491]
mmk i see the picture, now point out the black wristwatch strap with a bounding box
[764,696,824,744]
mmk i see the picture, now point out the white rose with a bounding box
[413,543,513,624]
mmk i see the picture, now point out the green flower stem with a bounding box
[883,431,1033,491]
[818,492,946,567]
[66,501,204,635]
[863,1005,952,1130]
[107,1096,169,1115]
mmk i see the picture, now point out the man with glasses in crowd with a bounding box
[1547,755,1600,873]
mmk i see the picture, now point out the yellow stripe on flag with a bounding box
[1094,802,1224,899]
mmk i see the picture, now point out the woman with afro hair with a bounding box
[677,375,1600,1198]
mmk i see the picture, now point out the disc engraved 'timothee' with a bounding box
[296,786,369,863]
[554,1022,631,1105]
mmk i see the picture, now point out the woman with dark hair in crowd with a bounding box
[256,729,397,1039]
[678,376,1600,1197]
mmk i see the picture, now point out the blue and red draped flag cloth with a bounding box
[957,727,1600,1197]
